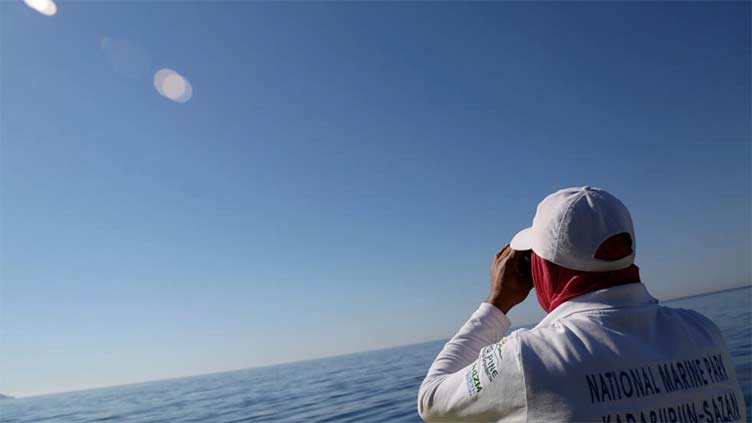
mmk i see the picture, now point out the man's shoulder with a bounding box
[503,323,574,355]
[507,303,725,354]
[655,304,725,339]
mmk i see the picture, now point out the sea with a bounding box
[2,286,750,423]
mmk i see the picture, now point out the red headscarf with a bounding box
[531,252,641,313]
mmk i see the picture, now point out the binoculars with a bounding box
[518,250,532,280]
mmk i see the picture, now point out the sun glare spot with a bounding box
[153,68,193,103]
[24,0,57,16]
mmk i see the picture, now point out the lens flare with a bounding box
[23,0,57,16]
[153,68,193,103]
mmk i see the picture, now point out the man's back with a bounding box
[417,284,746,422]
[514,284,745,422]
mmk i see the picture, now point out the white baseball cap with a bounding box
[510,186,636,272]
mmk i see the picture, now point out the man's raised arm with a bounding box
[416,246,532,422]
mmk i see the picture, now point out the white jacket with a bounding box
[417,284,747,422]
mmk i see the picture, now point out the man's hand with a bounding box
[485,244,533,314]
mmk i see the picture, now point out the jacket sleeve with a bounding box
[417,303,528,422]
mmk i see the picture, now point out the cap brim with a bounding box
[510,227,534,251]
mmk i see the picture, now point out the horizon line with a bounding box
[5,282,750,400]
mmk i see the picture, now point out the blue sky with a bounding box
[1,1,749,397]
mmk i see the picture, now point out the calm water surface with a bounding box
[2,287,750,422]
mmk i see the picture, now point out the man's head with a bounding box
[509,186,640,312]
[510,186,636,272]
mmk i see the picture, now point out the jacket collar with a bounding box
[534,283,658,329]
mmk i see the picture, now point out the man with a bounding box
[417,186,746,422]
